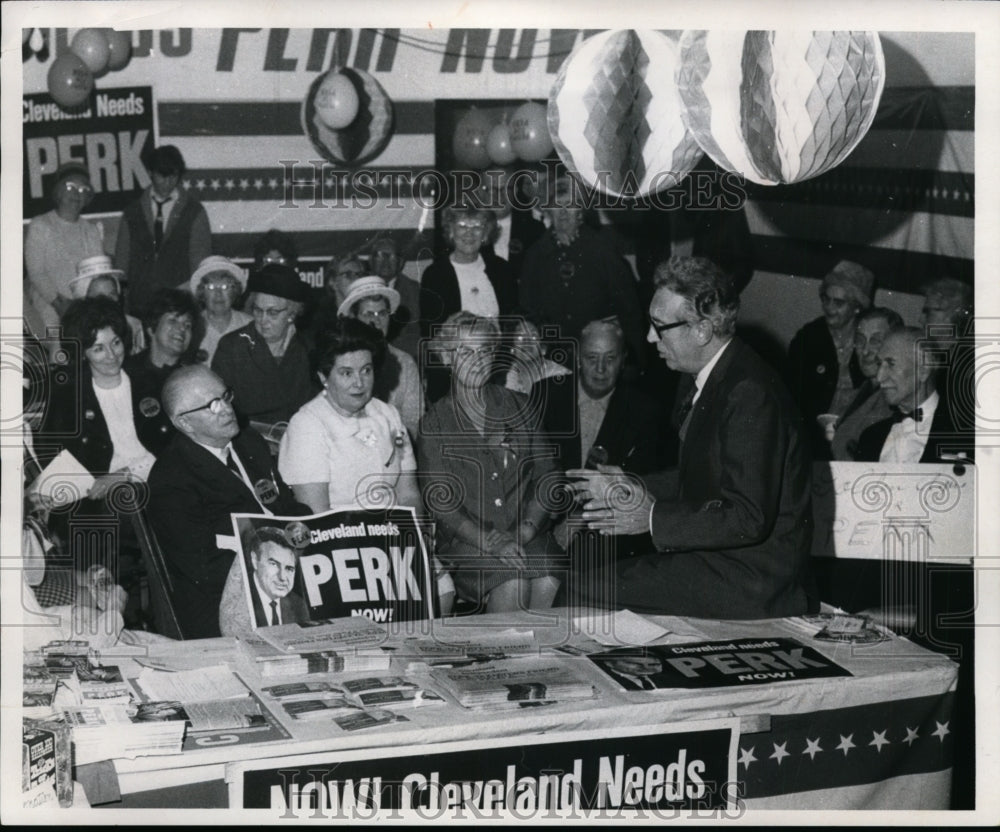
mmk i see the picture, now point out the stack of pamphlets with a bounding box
[431,657,597,709]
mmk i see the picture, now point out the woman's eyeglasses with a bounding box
[176,388,235,417]
[61,182,94,197]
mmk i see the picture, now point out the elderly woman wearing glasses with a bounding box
[420,201,517,401]
[417,312,562,613]
[211,263,315,425]
[25,163,106,360]
[188,256,251,365]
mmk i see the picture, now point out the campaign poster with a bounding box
[231,507,434,628]
[23,85,155,219]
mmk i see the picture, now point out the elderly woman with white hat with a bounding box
[338,275,424,437]
[69,254,146,354]
[188,255,251,364]
[211,263,316,425]
[787,260,875,448]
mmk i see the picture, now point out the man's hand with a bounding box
[88,471,133,500]
[566,464,654,536]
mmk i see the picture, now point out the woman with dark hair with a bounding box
[277,317,417,513]
[417,312,561,613]
[38,296,158,497]
[253,229,299,270]
[338,275,424,437]
[25,162,106,361]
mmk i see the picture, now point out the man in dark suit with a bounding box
[537,317,662,474]
[855,326,974,464]
[568,256,815,620]
[244,526,310,627]
[147,365,308,639]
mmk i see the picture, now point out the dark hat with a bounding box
[247,263,309,304]
[53,161,90,187]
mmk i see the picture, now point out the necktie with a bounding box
[269,600,279,627]
[153,197,168,253]
[225,448,242,479]
[676,384,697,442]
[641,676,655,691]
[892,408,923,424]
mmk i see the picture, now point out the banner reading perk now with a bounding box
[231,507,434,626]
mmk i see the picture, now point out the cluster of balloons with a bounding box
[548,29,886,197]
[453,102,554,169]
[47,28,132,109]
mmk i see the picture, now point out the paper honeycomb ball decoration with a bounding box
[676,30,886,186]
[548,29,703,199]
[303,67,394,167]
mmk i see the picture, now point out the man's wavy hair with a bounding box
[653,256,739,339]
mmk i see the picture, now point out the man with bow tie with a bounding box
[566,256,815,620]
[855,327,974,464]
[115,145,212,317]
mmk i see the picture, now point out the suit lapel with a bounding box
[178,433,260,509]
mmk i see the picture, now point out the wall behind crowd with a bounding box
[21,28,973,345]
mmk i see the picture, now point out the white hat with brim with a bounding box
[69,255,124,299]
[189,255,248,296]
[337,275,401,318]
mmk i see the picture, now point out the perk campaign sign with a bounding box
[231,507,434,627]
[231,718,740,818]
[23,85,154,219]
[590,638,851,691]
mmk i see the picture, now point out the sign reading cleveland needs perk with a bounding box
[232,507,434,626]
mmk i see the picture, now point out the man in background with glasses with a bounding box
[147,365,308,639]
[567,256,816,620]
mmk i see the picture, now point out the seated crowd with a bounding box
[22,147,976,642]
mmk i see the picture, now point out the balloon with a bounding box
[47,53,94,109]
[303,67,395,166]
[70,28,111,75]
[452,108,493,169]
[509,101,553,163]
[314,71,360,130]
[676,30,885,185]
[548,30,702,198]
[106,30,133,71]
[486,123,517,165]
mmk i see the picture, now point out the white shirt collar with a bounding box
[692,339,733,404]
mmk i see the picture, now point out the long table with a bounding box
[78,609,957,815]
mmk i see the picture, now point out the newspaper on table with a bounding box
[431,657,597,710]
[384,628,540,670]
[228,507,435,632]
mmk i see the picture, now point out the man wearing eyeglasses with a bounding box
[147,365,309,639]
[567,256,815,620]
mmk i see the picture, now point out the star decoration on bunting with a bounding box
[932,721,950,742]
[239,178,249,190]
[268,178,278,189]
[769,742,790,765]
[869,730,890,753]
[210,179,221,191]
[738,746,757,769]
[836,734,856,756]
[903,727,920,746]
[194,179,205,190]
[224,179,235,190]
[253,178,264,190]
[802,738,823,760]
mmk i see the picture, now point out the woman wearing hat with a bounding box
[787,260,874,450]
[211,263,316,425]
[189,256,251,365]
[25,162,106,360]
[69,254,146,355]
[338,275,424,438]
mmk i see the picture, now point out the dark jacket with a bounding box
[147,428,309,639]
[115,187,212,317]
[122,351,185,456]
[419,252,518,340]
[36,365,158,475]
[535,377,663,474]
[854,397,975,464]
[610,338,816,619]
[787,316,865,424]
[211,322,316,425]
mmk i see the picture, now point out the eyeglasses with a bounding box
[358,309,390,320]
[251,305,290,319]
[650,319,689,338]
[61,182,93,197]
[203,281,236,292]
[454,221,486,232]
[176,388,234,418]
